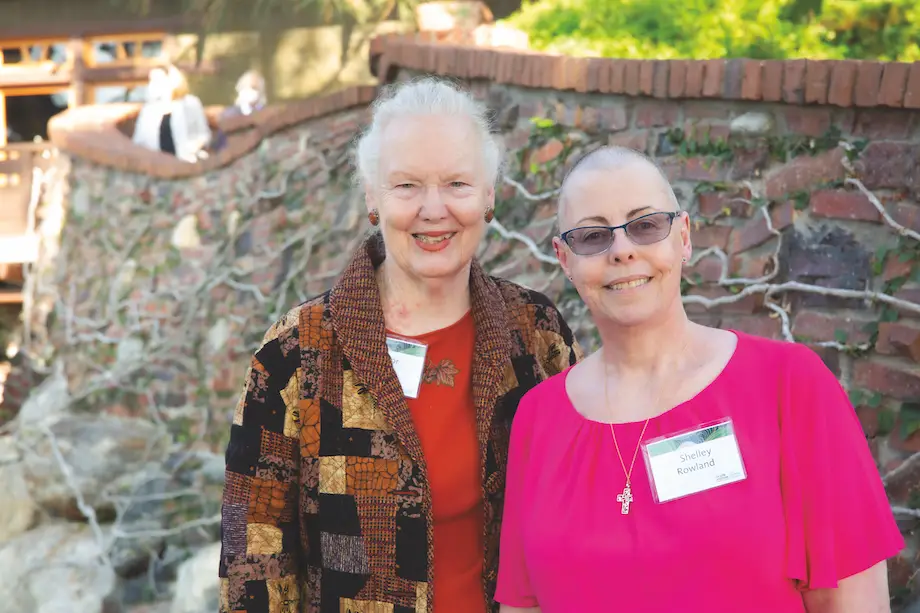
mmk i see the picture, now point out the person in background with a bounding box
[131,67,172,153]
[213,70,268,151]
[162,65,212,163]
[132,65,211,163]
[496,146,903,613]
[218,77,582,613]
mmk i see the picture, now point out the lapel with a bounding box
[328,233,512,479]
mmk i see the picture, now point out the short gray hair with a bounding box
[354,76,504,188]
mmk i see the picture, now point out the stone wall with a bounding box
[6,34,920,611]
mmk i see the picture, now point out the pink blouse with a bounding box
[496,331,904,612]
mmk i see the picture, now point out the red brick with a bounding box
[669,60,688,98]
[685,61,704,98]
[678,157,729,182]
[828,61,857,107]
[586,58,602,92]
[761,61,784,102]
[683,119,730,142]
[608,131,650,153]
[877,321,920,363]
[764,147,846,199]
[597,105,628,132]
[804,60,831,104]
[683,257,723,283]
[810,189,881,222]
[741,60,763,100]
[730,253,773,279]
[783,107,832,137]
[610,61,626,94]
[634,101,679,128]
[639,60,655,96]
[854,61,884,107]
[883,256,912,282]
[689,223,732,249]
[683,101,734,120]
[855,142,920,191]
[723,59,744,99]
[653,60,670,98]
[722,314,782,339]
[624,60,641,96]
[852,359,920,400]
[791,310,873,344]
[532,139,564,164]
[729,202,796,254]
[879,62,911,107]
[782,59,806,104]
[852,109,916,140]
[905,62,920,109]
[890,202,920,233]
[598,59,612,93]
[702,59,724,97]
[697,188,753,218]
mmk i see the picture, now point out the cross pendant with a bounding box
[616,484,633,515]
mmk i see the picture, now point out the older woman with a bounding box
[496,146,903,613]
[218,77,582,613]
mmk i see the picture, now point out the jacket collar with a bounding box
[329,233,511,475]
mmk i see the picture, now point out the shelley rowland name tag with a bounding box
[641,418,747,503]
[386,336,428,399]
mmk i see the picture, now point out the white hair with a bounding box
[354,76,504,189]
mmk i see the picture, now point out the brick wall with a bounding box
[35,34,920,605]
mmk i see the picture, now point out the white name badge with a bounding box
[385,336,428,399]
[641,418,747,504]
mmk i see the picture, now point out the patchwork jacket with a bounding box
[218,234,582,613]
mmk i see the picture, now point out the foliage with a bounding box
[112,0,418,27]
[503,0,920,61]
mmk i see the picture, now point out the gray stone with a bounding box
[21,415,170,517]
[169,542,221,613]
[781,226,871,309]
[0,436,36,543]
[0,523,117,613]
[171,215,201,250]
[207,319,230,353]
[17,364,70,428]
[730,112,774,136]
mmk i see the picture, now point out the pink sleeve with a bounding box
[781,344,904,589]
[495,390,539,607]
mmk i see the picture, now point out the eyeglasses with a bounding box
[560,211,680,256]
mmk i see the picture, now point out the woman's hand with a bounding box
[802,561,891,613]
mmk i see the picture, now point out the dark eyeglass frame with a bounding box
[559,211,682,256]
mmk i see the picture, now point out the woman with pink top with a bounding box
[495,146,904,613]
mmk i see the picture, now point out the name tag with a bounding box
[641,418,746,503]
[386,336,428,398]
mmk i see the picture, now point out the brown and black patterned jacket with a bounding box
[218,234,582,613]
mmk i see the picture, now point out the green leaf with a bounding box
[877,409,896,437]
[849,389,866,407]
[880,307,900,323]
[899,402,920,440]
[833,328,848,344]
[868,392,883,409]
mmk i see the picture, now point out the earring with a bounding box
[484,207,494,223]
[368,209,379,226]
[682,257,688,263]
